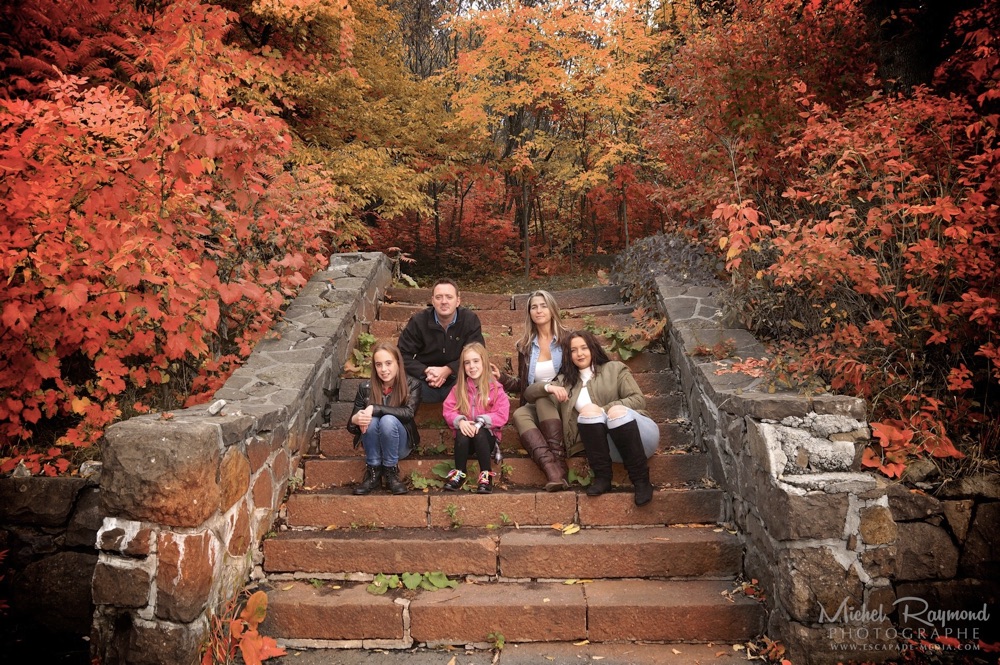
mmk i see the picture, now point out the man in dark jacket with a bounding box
[397,279,485,402]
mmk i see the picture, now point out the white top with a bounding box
[575,367,594,410]
[534,359,556,383]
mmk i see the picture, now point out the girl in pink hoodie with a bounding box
[442,343,510,493]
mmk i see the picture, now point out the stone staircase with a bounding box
[260,286,765,652]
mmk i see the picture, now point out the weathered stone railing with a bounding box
[90,252,390,664]
[654,280,999,664]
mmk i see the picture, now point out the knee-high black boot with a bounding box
[609,420,653,506]
[578,421,613,496]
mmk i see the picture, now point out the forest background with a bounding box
[0,0,997,481]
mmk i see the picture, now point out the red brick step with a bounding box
[284,488,723,529]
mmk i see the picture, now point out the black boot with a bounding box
[609,420,653,506]
[578,421,613,496]
[384,465,408,495]
[353,465,383,495]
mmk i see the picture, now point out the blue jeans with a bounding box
[577,407,659,463]
[360,415,412,467]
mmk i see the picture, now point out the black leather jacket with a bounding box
[346,376,422,449]
[397,306,485,380]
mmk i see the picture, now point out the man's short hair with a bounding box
[432,278,459,294]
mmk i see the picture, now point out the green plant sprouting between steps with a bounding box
[487,630,506,651]
[444,502,462,529]
[343,331,377,377]
[366,571,458,595]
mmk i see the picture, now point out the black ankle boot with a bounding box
[354,465,383,495]
[578,421,613,497]
[609,420,654,506]
[384,465,408,495]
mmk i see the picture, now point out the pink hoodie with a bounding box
[443,379,510,441]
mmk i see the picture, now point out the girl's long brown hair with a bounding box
[454,343,492,416]
[369,341,408,407]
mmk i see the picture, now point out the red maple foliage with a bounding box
[1,0,354,470]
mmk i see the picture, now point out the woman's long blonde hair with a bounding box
[515,290,567,353]
[369,341,408,407]
[454,343,493,416]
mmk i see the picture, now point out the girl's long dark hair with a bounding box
[370,341,408,407]
[560,330,610,389]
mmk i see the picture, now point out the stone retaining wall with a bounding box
[90,252,390,664]
[0,473,102,643]
[654,279,999,663]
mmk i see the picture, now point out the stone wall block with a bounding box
[155,531,219,623]
[251,469,275,511]
[746,421,787,478]
[97,519,154,557]
[92,559,152,607]
[886,484,942,521]
[13,551,98,634]
[758,480,849,541]
[102,418,223,527]
[226,501,252,557]
[219,446,251,512]
[246,435,271,472]
[958,501,1000,578]
[721,393,812,421]
[65,485,103,547]
[859,545,897,578]
[0,476,88,526]
[895,522,959,581]
[272,449,290,486]
[938,474,1000,500]
[777,546,864,624]
[129,617,208,665]
[941,499,975,543]
[810,395,867,419]
[859,505,897,546]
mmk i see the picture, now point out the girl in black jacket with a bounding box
[347,342,422,495]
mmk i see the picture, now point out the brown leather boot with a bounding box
[538,419,570,491]
[519,428,568,491]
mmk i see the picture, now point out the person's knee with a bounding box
[380,414,403,430]
[606,405,629,420]
[579,404,604,418]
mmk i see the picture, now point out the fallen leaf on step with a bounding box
[592,657,604,661]
[543,598,550,602]
[281,584,294,591]
[653,537,671,541]
[551,523,564,530]
[574,640,590,646]
[561,524,580,535]
[447,657,456,665]
[713,528,723,532]
[564,579,579,585]
[324,525,337,530]
[672,649,681,654]
[733,644,745,651]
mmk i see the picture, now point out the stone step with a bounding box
[261,579,765,645]
[284,488,724,529]
[318,421,695,457]
[327,393,684,429]
[269,642,750,664]
[386,286,624,311]
[377,303,633,330]
[303,452,710,490]
[263,525,741,579]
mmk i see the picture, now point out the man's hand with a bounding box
[458,419,479,437]
[489,363,502,381]
[424,365,453,388]
[545,384,569,402]
[352,405,374,434]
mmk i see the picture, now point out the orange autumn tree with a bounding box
[696,1,1000,476]
[0,0,358,472]
[447,0,662,275]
